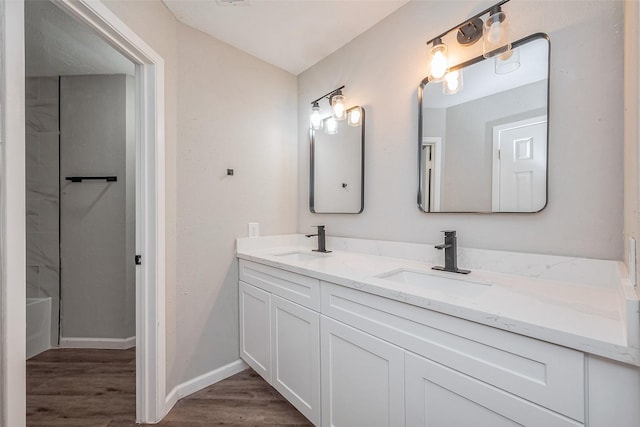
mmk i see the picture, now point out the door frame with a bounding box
[422,136,442,212]
[1,0,167,423]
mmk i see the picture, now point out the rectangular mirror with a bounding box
[418,34,549,213]
[310,106,365,213]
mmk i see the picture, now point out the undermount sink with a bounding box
[377,269,492,295]
[274,251,329,262]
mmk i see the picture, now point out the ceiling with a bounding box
[162,0,410,75]
[25,0,134,77]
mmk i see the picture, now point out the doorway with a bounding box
[491,115,548,212]
[26,0,138,356]
[1,0,167,424]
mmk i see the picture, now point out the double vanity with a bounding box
[237,234,640,427]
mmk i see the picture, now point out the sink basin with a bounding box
[274,251,329,262]
[377,269,491,296]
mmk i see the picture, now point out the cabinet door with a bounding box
[239,281,271,382]
[271,295,320,426]
[321,316,405,427]
[405,352,582,427]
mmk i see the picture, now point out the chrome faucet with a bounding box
[305,225,331,253]
[432,230,470,274]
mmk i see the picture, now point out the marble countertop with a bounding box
[236,235,640,366]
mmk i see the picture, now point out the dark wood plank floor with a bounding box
[27,348,312,426]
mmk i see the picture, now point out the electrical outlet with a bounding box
[248,222,259,238]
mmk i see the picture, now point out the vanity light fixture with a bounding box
[325,116,338,135]
[495,47,520,74]
[425,0,512,81]
[330,89,347,121]
[483,5,511,58]
[442,69,463,95]
[428,38,448,81]
[309,85,346,130]
[348,106,363,127]
[457,17,484,46]
[310,101,323,130]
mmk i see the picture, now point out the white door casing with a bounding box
[492,116,547,212]
[422,137,442,212]
[1,0,167,423]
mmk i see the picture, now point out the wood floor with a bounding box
[27,348,312,426]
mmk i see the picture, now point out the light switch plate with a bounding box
[248,222,259,238]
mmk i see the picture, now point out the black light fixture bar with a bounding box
[425,0,510,46]
[310,85,345,105]
[65,176,118,183]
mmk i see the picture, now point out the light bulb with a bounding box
[348,107,362,127]
[310,103,322,130]
[325,116,338,135]
[331,93,346,121]
[443,70,462,94]
[429,41,448,81]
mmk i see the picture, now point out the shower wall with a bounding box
[59,74,135,343]
[25,76,60,347]
[25,74,135,347]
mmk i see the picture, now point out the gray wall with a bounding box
[25,76,60,346]
[298,0,624,260]
[441,80,547,211]
[59,74,135,340]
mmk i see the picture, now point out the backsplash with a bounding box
[238,234,623,289]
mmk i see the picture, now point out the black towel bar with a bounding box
[65,176,117,183]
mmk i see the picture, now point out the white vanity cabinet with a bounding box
[238,257,640,427]
[239,261,321,425]
[321,281,585,426]
[239,281,272,380]
[405,352,581,427]
[320,316,405,427]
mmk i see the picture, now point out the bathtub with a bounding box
[26,297,51,359]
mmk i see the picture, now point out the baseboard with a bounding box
[177,359,248,399]
[164,359,248,416]
[59,336,136,349]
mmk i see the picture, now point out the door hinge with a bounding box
[135,255,142,265]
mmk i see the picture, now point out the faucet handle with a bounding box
[441,230,456,237]
[312,225,326,230]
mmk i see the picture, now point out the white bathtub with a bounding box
[26,297,51,359]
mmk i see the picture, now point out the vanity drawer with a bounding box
[321,282,585,422]
[240,260,320,311]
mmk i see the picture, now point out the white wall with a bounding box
[298,0,625,260]
[105,0,298,389]
[174,22,297,384]
[624,0,639,281]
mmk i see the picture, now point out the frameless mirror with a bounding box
[418,34,549,213]
[310,106,365,213]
